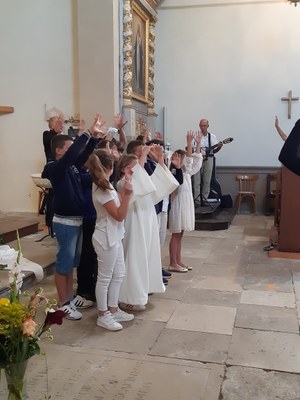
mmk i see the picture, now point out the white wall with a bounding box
[77,0,120,125]
[0,0,75,212]
[155,0,300,166]
[0,0,120,213]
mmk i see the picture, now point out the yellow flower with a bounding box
[22,317,37,337]
[0,298,10,306]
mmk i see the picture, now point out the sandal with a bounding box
[180,263,192,271]
[168,265,188,273]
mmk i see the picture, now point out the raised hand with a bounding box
[171,151,183,168]
[145,130,152,143]
[186,130,194,145]
[149,144,164,165]
[123,172,133,196]
[114,113,127,129]
[141,144,151,158]
[155,131,163,141]
[77,119,86,136]
[111,145,121,161]
[89,114,107,138]
[194,130,202,144]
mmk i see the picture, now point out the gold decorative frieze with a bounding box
[123,0,133,104]
[148,20,155,113]
[135,116,148,135]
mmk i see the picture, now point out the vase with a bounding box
[4,361,28,400]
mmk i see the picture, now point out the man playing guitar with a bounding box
[193,118,223,206]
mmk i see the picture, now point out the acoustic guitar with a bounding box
[203,137,234,161]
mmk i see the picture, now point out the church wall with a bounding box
[0,0,120,213]
[77,0,120,126]
[0,0,75,212]
[155,0,300,167]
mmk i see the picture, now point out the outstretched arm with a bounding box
[275,115,287,141]
[193,130,202,154]
[186,131,194,157]
[114,113,127,148]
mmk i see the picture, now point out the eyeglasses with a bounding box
[199,125,208,128]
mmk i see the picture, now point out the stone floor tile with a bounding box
[155,278,192,301]
[243,274,293,293]
[227,328,300,373]
[294,281,300,301]
[241,249,290,265]
[138,297,179,322]
[150,329,231,364]
[235,304,299,333]
[206,251,243,265]
[296,301,300,320]
[10,344,222,400]
[166,303,236,335]
[192,262,245,278]
[182,288,241,307]
[221,366,300,400]
[245,263,291,276]
[50,309,165,355]
[291,262,300,273]
[240,289,295,308]
[192,276,243,292]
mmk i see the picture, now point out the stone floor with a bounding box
[1,214,300,400]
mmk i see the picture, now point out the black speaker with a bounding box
[221,194,233,208]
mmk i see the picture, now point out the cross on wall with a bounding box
[281,90,299,119]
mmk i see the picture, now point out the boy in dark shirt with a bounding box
[42,115,103,319]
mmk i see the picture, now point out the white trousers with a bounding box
[157,211,168,249]
[93,238,125,311]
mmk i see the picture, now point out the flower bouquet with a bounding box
[0,232,66,399]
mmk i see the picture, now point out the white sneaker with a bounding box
[97,311,123,331]
[71,295,93,309]
[112,308,134,322]
[119,303,146,311]
[60,303,82,320]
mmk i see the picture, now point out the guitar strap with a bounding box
[206,133,213,159]
[208,133,211,149]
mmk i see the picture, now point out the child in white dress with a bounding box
[87,149,135,331]
[116,144,179,310]
[168,131,202,272]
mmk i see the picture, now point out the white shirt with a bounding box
[92,183,124,250]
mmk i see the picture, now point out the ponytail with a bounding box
[86,150,114,191]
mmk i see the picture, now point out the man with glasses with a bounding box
[193,118,223,206]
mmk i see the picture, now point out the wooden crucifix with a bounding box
[281,90,299,119]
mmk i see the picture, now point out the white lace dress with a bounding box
[168,153,202,233]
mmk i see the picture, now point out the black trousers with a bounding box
[76,218,98,301]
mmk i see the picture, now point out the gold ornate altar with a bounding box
[122,0,160,138]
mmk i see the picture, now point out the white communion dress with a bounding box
[118,162,179,306]
[169,152,202,233]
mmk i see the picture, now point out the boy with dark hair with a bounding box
[42,115,103,320]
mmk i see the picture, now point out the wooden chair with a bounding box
[236,175,258,213]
